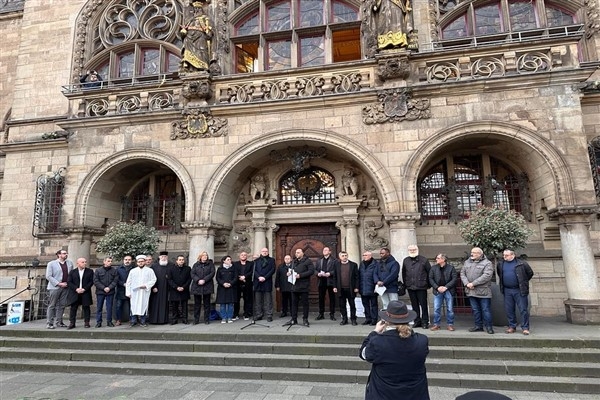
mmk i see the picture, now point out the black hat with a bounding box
[159,251,169,256]
[455,391,512,400]
[378,300,417,324]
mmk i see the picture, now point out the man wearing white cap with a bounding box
[126,255,157,327]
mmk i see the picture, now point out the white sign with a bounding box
[7,301,25,325]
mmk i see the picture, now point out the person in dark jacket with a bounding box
[216,255,237,323]
[67,258,94,329]
[167,255,192,325]
[114,255,133,326]
[373,247,399,310]
[253,247,275,322]
[358,251,378,326]
[275,255,294,318]
[428,253,458,331]
[190,251,215,325]
[402,244,431,329]
[233,252,254,320]
[148,251,173,325]
[284,248,315,327]
[93,256,119,327]
[497,249,534,335]
[333,251,359,325]
[315,246,337,321]
[360,300,430,400]
[79,70,103,89]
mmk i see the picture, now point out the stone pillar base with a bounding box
[564,299,600,325]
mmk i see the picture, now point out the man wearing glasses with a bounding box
[45,249,73,329]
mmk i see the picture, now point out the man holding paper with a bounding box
[374,247,400,310]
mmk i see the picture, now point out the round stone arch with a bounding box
[199,129,400,225]
[73,148,196,226]
[402,120,575,212]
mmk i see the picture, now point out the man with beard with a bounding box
[114,254,133,326]
[402,245,431,329]
[233,252,253,320]
[167,255,192,324]
[126,255,157,327]
[45,249,73,329]
[358,251,378,326]
[374,247,400,310]
[461,247,495,334]
[284,248,315,327]
[333,251,359,326]
[315,247,337,321]
[253,248,275,322]
[148,251,172,324]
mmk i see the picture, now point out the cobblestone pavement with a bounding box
[0,372,597,400]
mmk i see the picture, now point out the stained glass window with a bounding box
[300,36,325,66]
[331,0,357,23]
[442,15,468,39]
[509,1,537,31]
[268,40,292,70]
[118,52,135,77]
[141,49,160,75]
[299,0,324,27]
[475,4,502,35]
[546,6,574,27]
[237,12,259,35]
[267,1,291,31]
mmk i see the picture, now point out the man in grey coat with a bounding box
[460,247,495,334]
[45,249,74,329]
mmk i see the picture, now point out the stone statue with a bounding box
[367,186,380,208]
[341,168,359,197]
[250,175,267,201]
[180,1,213,72]
[372,0,413,50]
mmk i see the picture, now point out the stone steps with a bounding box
[1,329,599,394]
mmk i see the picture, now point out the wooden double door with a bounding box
[274,223,340,311]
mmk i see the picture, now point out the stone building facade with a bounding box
[1,0,599,323]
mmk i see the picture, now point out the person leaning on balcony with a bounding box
[428,253,458,332]
[461,247,495,334]
[497,249,534,335]
[79,70,102,89]
[360,300,430,400]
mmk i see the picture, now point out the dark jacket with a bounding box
[360,330,430,400]
[115,264,131,300]
[358,258,377,296]
[67,268,94,306]
[93,266,119,295]
[253,256,275,292]
[233,260,253,289]
[402,255,431,291]
[315,256,336,287]
[428,263,458,296]
[167,264,192,301]
[333,260,359,296]
[190,260,215,296]
[275,262,294,292]
[497,258,534,296]
[373,255,399,293]
[216,265,237,304]
[291,255,315,292]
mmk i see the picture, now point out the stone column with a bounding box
[338,197,363,262]
[384,213,420,261]
[63,227,103,263]
[246,204,270,255]
[549,207,600,324]
[182,222,215,262]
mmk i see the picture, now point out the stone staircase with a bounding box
[1,328,599,394]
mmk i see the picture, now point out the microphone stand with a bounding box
[241,258,269,330]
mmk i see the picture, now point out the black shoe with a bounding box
[422,322,430,329]
[370,321,377,326]
[280,312,288,318]
[362,320,371,325]
[330,314,336,321]
[193,320,199,325]
[140,323,148,327]
[267,317,273,322]
[469,327,484,332]
[486,327,495,334]
[130,322,138,327]
[302,319,310,327]
[351,319,358,326]
[67,324,75,330]
[170,321,178,325]
[315,314,324,320]
[340,319,348,326]
[84,322,91,328]
[283,319,297,326]
[56,322,67,328]
[255,316,263,321]
[107,322,114,327]
[205,320,210,325]
[95,322,102,328]
[413,321,422,328]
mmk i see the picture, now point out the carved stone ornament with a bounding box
[0,0,24,14]
[376,53,410,81]
[585,0,600,39]
[363,219,389,251]
[182,77,212,101]
[362,88,431,124]
[171,108,228,139]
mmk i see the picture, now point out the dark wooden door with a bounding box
[275,223,340,311]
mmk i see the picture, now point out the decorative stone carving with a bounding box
[585,0,600,39]
[180,0,214,73]
[364,219,389,251]
[341,168,359,197]
[0,0,24,14]
[250,175,268,202]
[215,0,230,56]
[231,225,251,253]
[376,54,411,81]
[366,186,380,209]
[547,206,600,219]
[372,0,415,51]
[362,88,431,124]
[182,76,213,103]
[171,108,228,139]
[269,146,327,174]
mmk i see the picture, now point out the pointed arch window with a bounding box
[279,167,336,204]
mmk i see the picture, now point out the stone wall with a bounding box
[0,12,22,139]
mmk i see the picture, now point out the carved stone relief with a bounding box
[171,107,228,139]
[362,88,431,124]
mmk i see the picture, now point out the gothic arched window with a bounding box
[589,137,600,204]
[418,154,530,223]
[231,0,361,73]
[279,167,336,204]
[440,0,577,40]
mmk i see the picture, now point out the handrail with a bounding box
[62,73,177,95]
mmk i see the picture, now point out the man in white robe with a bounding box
[126,255,157,327]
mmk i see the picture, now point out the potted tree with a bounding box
[96,221,161,259]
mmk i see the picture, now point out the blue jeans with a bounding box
[115,296,129,321]
[220,303,233,320]
[504,288,530,330]
[469,296,492,328]
[433,291,454,326]
[380,292,398,310]
[96,293,114,324]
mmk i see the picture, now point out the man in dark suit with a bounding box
[315,247,337,321]
[284,248,315,327]
[333,251,359,326]
[67,257,94,329]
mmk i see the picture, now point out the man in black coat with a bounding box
[275,255,294,318]
[497,249,534,335]
[233,252,254,320]
[167,255,192,324]
[148,251,173,324]
[315,247,337,321]
[333,251,359,325]
[284,248,315,327]
[402,245,431,329]
[253,248,275,322]
[67,258,94,329]
[93,256,118,327]
[428,254,458,331]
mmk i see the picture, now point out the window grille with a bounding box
[32,168,66,236]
